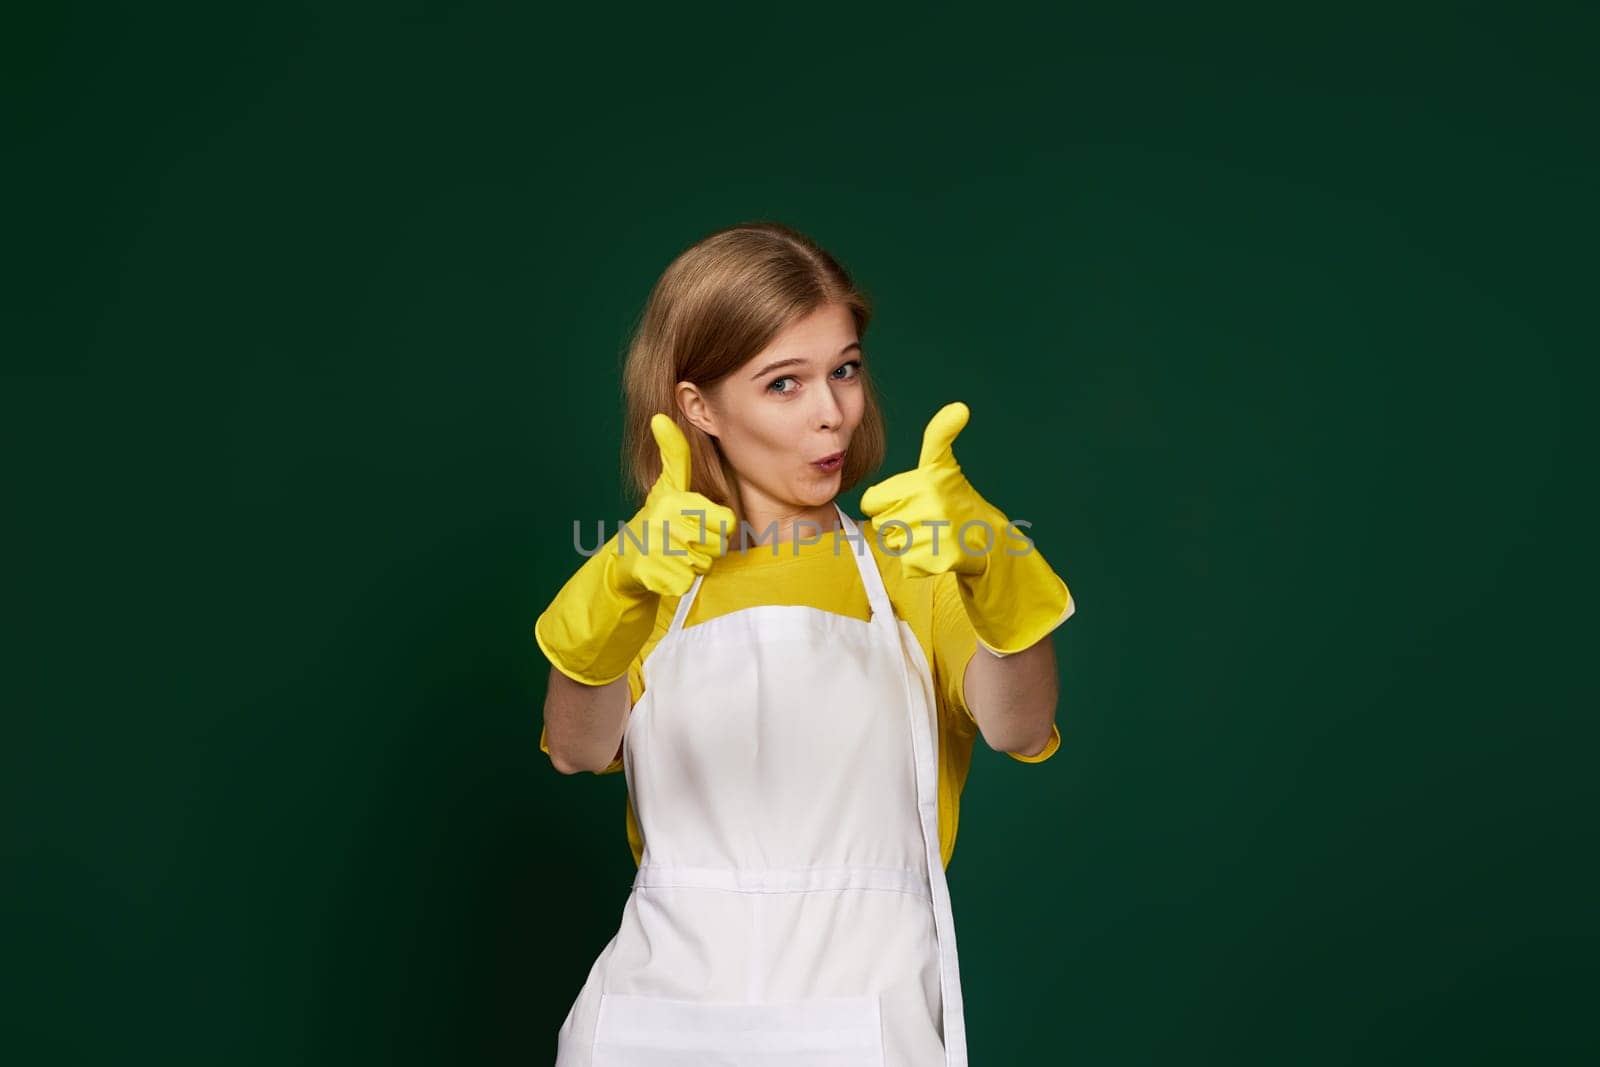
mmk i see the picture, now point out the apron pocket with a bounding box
[592,991,885,1066]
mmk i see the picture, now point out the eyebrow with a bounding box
[748,342,863,381]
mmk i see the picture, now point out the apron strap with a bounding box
[833,504,897,628]
[667,572,704,634]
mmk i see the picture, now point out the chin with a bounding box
[794,483,838,508]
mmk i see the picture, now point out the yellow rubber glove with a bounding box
[534,414,737,685]
[859,401,1075,656]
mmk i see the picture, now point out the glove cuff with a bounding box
[956,540,1076,656]
[533,539,659,686]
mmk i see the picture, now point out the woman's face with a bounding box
[682,302,866,519]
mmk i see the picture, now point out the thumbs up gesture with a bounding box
[859,401,1007,579]
[611,414,739,599]
[860,401,1075,655]
[535,413,737,686]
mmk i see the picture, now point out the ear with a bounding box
[676,381,719,438]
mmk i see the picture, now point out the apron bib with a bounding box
[554,503,968,1066]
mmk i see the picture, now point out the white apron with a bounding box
[554,503,968,1066]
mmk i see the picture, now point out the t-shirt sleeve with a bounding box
[931,571,1061,764]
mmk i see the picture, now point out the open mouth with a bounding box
[811,451,845,472]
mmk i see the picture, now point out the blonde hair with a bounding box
[620,221,888,519]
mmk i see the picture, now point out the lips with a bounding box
[811,450,845,471]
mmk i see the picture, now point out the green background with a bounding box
[8,3,1593,1063]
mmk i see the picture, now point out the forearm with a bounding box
[543,668,631,774]
[961,634,1059,755]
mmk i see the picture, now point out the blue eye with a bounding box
[766,359,862,395]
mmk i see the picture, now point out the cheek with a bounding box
[844,389,867,426]
[731,409,791,456]
[754,408,797,445]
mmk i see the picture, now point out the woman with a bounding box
[535,222,1075,1066]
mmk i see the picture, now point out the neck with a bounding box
[731,493,840,550]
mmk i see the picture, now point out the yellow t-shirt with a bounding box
[538,517,1061,869]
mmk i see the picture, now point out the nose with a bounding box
[813,383,844,431]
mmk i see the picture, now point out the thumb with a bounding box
[917,401,970,469]
[650,413,693,493]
